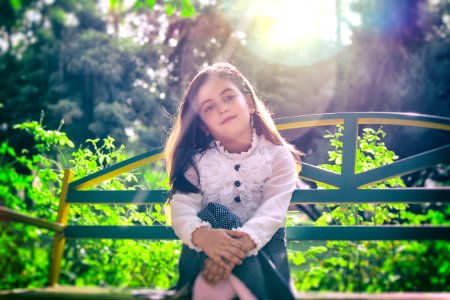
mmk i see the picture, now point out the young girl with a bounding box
[165,63,301,300]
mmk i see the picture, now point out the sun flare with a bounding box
[238,0,360,65]
[264,0,338,47]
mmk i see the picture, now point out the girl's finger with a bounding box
[202,262,211,280]
[203,259,212,273]
[222,252,242,266]
[221,244,245,261]
[209,260,219,274]
[211,254,232,271]
[214,244,243,266]
[212,265,225,284]
[205,266,215,283]
[201,269,208,282]
[206,259,227,286]
[223,268,230,280]
[208,263,220,285]
[227,238,246,252]
[227,245,246,260]
[224,229,245,238]
[202,260,215,283]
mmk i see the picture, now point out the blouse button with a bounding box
[234,180,241,187]
[234,164,241,171]
[234,196,241,203]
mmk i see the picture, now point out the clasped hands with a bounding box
[192,227,256,286]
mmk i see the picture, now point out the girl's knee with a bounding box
[192,274,236,300]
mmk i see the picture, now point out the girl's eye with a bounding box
[204,104,215,113]
[225,95,235,102]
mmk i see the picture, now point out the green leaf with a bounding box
[7,147,16,157]
[146,0,156,9]
[110,0,120,8]
[9,0,21,11]
[180,0,195,17]
[66,140,75,148]
[165,3,175,16]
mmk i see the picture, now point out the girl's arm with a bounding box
[170,192,211,251]
[170,167,246,269]
[238,146,298,256]
[171,192,246,270]
[170,166,211,251]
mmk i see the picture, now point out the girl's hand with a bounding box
[227,231,256,252]
[201,232,255,285]
[192,227,246,270]
[202,258,231,285]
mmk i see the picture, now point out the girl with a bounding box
[165,63,301,300]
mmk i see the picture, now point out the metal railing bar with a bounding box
[0,206,63,232]
[63,225,450,241]
[355,145,450,188]
[290,188,450,204]
[66,190,169,204]
[299,164,342,188]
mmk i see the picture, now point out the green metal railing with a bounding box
[1,112,449,287]
[62,112,450,241]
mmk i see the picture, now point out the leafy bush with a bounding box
[0,118,179,289]
[1,119,69,288]
[288,125,450,291]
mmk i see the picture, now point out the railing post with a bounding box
[49,169,74,287]
[341,117,358,190]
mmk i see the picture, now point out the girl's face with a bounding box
[193,75,255,150]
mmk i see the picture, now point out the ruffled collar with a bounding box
[212,129,260,160]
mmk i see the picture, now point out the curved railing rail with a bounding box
[69,112,450,190]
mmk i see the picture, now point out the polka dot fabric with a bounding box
[175,203,294,300]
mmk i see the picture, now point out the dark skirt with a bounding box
[175,202,294,300]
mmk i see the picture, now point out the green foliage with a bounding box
[9,0,21,11]
[0,119,179,289]
[316,125,406,227]
[130,0,195,17]
[288,125,450,292]
[164,0,196,17]
[0,0,191,160]
[1,117,72,288]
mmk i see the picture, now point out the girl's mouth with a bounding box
[221,116,237,125]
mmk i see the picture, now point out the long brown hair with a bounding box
[165,63,302,194]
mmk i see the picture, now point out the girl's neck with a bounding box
[221,140,251,154]
[216,127,254,154]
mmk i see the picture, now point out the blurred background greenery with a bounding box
[1,0,449,157]
[0,0,449,292]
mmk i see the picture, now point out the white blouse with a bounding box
[170,131,298,256]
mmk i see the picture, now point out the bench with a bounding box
[1,112,449,299]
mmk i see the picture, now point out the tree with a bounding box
[0,0,195,153]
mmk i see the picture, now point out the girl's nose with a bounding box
[219,103,229,114]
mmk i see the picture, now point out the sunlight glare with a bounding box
[241,0,360,66]
[265,0,337,47]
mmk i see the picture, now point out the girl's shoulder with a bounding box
[260,136,298,170]
[259,134,291,156]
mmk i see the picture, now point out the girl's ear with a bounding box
[246,94,256,114]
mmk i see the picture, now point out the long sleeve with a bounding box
[238,147,297,256]
[170,166,211,252]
